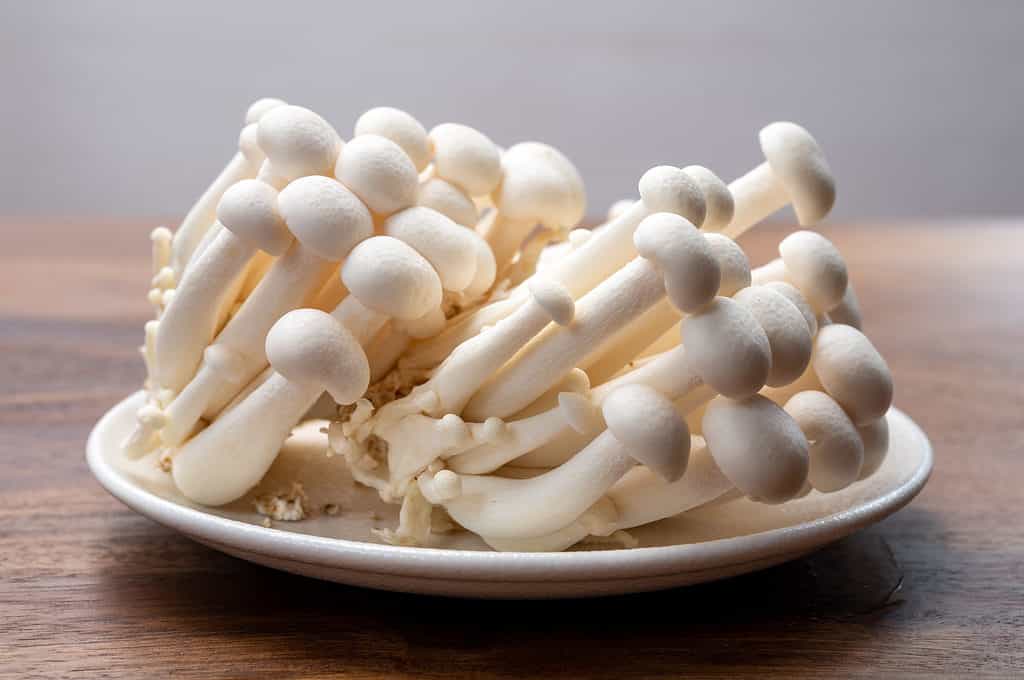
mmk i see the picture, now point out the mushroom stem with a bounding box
[477,212,538,274]
[722,162,786,238]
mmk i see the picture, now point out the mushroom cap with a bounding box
[683,165,735,230]
[335,134,418,216]
[734,286,813,388]
[784,390,864,492]
[217,179,293,256]
[394,305,447,339]
[634,212,721,314]
[812,324,894,424]
[778,230,848,313]
[702,394,809,503]
[681,297,772,398]
[257,105,342,181]
[702,233,751,297]
[341,236,443,321]
[492,142,586,229]
[277,176,373,261]
[244,97,288,125]
[763,280,818,337]
[237,123,263,160]
[383,206,479,292]
[417,177,478,227]
[828,283,863,330]
[265,308,370,405]
[607,198,636,222]
[462,231,497,299]
[429,123,502,196]
[638,165,706,227]
[759,122,836,225]
[858,416,889,479]
[602,384,689,482]
[527,276,575,326]
[354,106,431,172]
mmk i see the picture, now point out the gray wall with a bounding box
[2,0,1021,222]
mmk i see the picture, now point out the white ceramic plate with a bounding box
[87,392,932,598]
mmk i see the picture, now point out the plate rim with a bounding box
[87,391,932,583]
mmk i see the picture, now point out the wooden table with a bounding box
[2,220,1022,678]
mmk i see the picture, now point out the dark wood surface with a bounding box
[2,219,1022,678]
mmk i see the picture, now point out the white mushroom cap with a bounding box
[778,230,848,313]
[858,416,889,479]
[812,324,894,424]
[341,236,442,320]
[527,276,575,326]
[394,305,447,339]
[265,308,370,404]
[763,280,818,337]
[683,165,735,231]
[257,105,343,181]
[417,177,478,227]
[784,390,864,492]
[383,206,479,292]
[606,198,636,222]
[602,384,689,482]
[634,212,720,313]
[429,123,502,196]
[462,232,497,299]
[703,233,751,297]
[492,142,586,229]
[759,121,836,225]
[681,297,771,398]
[702,394,809,503]
[237,123,263,160]
[277,176,373,260]
[335,134,418,216]
[354,106,431,171]
[244,97,288,125]
[216,179,293,256]
[829,283,863,330]
[638,165,706,226]
[734,286,813,387]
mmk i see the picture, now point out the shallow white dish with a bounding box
[87,391,931,598]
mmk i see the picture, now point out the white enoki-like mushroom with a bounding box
[139,107,896,552]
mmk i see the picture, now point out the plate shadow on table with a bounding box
[93,505,951,677]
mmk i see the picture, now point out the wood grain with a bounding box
[1,220,1022,678]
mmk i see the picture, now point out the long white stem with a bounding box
[155,229,254,392]
[420,429,633,539]
[463,257,666,420]
[580,297,679,385]
[722,162,787,238]
[170,151,259,276]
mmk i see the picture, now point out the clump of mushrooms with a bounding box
[130,103,896,551]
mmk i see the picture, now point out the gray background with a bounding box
[2,0,1021,222]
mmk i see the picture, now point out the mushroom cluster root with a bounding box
[129,105,895,551]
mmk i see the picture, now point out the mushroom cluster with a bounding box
[129,100,894,551]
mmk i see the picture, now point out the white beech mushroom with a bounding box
[171,309,370,505]
[462,211,720,420]
[169,98,287,275]
[751,230,848,314]
[418,383,689,539]
[353,106,432,172]
[447,293,775,476]
[479,141,586,272]
[417,177,479,228]
[487,394,811,552]
[399,164,704,372]
[784,390,864,491]
[154,179,292,395]
[257,104,343,184]
[335,134,418,216]
[811,323,894,424]
[158,176,373,446]
[724,121,836,237]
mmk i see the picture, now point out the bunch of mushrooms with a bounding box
[129,100,893,551]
